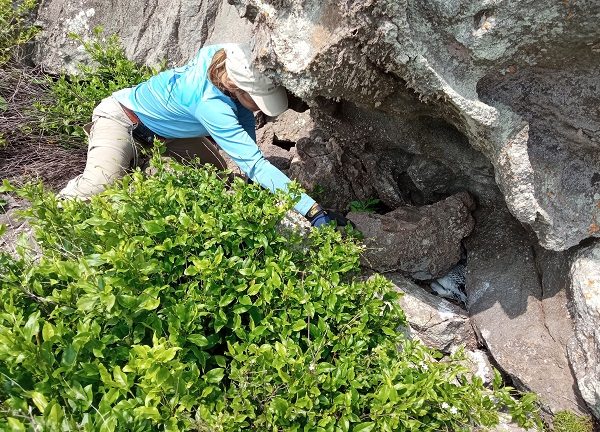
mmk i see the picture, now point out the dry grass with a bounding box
[0,62,86,191]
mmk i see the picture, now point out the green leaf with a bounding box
[214,355,227,368]
[113,366,128,389]
[133,406,161,421]
[99,415,117,432]
[184,265,198,276]
[352,422,375,432]
[77,294,97,311]
[61,344,77,368]
[22,311,40,341]
[233,304,250,314]
[84,216,108,226]
[187,334,209,347]
[219,293,236,307]
[142,219,165,234]
[292,319,306,331]
[239,295,252,305]
[164,418,180,432]
[317,362,336,374]
[204,368,225,383]
[0,180,15,193]
[154,347,179,362]
[247,282,262,296]
[42,322,55,341]
[28,391,48,412]
[7,418,25,432]
[271,397,288,415]
[138,296,161,310]
[46,402,64,427]
[98,363,115,386]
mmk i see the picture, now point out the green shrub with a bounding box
[0,0,39,65]
[552,411,594,432]
[0,154,540,431]
[35,27,160,145]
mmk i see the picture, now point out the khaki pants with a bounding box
[59,96,227,199]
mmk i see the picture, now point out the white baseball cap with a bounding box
[225,44,288,117]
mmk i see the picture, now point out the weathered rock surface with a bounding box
[387,273,477,353]
[259,109,314,146]
[34,0,250,72]
[256,110,312,171]
[465,206,588,416]
[460,348,495,387]
[568,241,600,419]
[232,0,600,251]
[349,192,475,279]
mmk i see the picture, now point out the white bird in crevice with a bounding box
[431,262,467,305]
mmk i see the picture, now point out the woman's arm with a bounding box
[195,101,316,216]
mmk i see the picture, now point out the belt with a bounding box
[119,103,165,145]
[119,103,141,125]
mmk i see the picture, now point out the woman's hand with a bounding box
[306,204,352,228]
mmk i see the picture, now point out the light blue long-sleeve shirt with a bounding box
[112,43,315,216]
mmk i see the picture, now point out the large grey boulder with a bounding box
[33,0,251,72]
[568,241,600,419]
[349,192,475,279]
[231,0,600,251]
[465,206,588,416]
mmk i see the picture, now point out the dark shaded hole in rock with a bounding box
[396,172,425,206]
[240,4,259,21]
[272,137,295,151]
[574,235,600,252]
[349,199,393,215]
[373,200,393,214]
[314,96,342,117]
[286,90,310,113]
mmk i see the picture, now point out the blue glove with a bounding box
[306,205,352,228]
[310,211,333,227]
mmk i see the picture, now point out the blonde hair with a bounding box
[208,49,238,94]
